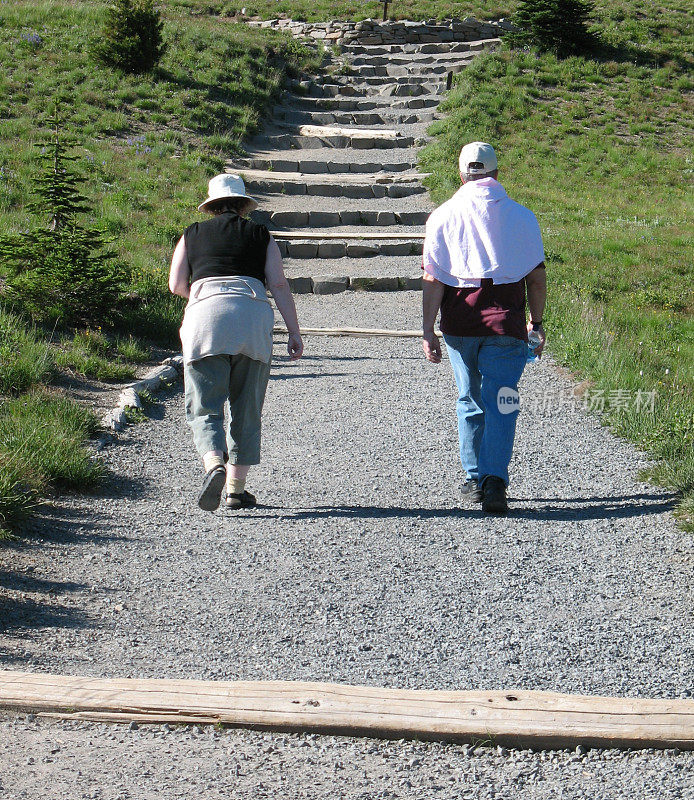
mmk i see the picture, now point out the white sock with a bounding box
[203,452,225,474]
[227,477,246,496]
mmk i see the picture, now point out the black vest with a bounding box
[184,212,270,285]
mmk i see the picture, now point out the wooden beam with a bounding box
[1,671,692,751]
[273,326,432,338]
[274,231,425,240]
[297,125,400,140]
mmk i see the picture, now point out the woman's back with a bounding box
[184,212,269,285]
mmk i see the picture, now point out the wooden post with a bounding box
[380,0,390,22]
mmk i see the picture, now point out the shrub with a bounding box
[506,0,597,56]
[0,114,127,327]
[93,0,166,73]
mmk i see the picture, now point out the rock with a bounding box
[287,242,319,259]
[312,277,349,295]
[287,277,314,294]
[350,276,400,292]
[400,275,423,291]
[309,211,341,227]
[317,242,347,258]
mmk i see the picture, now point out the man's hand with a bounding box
[287,332,304,361]
[422,331,442,363]
[527,322,546,358]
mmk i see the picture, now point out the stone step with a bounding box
[245,179,425,200]
[252,133,417,150]
[289,80,368,98]
[285,274,423,295]
[294,82,441,99]
[352,59,472,78]
[281,95,381,111]
[231,158,420,173]
[281,94,439,111]
[272,109,435,126]
[276,233,424,259]
[254,209,429,228]
[347,53,477,67]
[284,254,422,281]
[321,74,439,86]
[342,39,498,56]
[344,62,470,78]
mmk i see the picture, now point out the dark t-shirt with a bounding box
[437,263,545,342]
[184,212,270,285]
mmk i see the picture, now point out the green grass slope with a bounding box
[421,2,693,526]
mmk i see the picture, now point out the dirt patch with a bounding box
[53,345,177,421]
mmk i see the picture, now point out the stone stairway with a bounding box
[227,31,500,294]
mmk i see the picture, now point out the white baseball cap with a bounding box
[198,173,258,212]
[459,141,498,175]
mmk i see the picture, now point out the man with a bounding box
[422,142,546,514]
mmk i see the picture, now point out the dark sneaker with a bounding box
[462,479,483,502]
[225,490,257,510]
[197,466,226,512]
[482,476,508,514]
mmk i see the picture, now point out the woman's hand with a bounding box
[287,332,303,361]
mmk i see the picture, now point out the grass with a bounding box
[0,308,55,394]
[421,2,693,526]
[0,389,104,536]
[182,0,512,21]
[54,329,152,381]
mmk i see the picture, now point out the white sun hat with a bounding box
[459,141,498,175]
[197,173,258,213]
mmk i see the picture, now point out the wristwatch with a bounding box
[530,320,543,330]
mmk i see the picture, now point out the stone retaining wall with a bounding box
[246,17,513,46]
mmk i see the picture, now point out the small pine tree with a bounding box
[93,0,166,73]
[507,0,596,56]
[0,113,126,327]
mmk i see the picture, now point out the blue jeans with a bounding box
[443,335,527,487]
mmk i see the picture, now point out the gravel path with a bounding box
[2,292,692,798]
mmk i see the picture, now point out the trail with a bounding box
[1,26,692,800]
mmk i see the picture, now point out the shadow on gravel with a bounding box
[506,492,678,522]
[253,492,676,522]
[0,571,87,595]
[0,593,92,638]
[98,473,151,501]
[252,505,465,520]
[4,505,130,549]
[270,372,350,381]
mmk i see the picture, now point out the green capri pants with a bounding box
[184,354,271,464]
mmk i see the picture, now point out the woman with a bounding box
[169,173,303,512]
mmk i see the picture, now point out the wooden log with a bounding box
[1,671,692,750]
[274,231,426,240]
[273,326,433,338]
[297,124,399,140]
[239,168,428,184]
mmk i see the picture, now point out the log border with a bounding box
[1,671,692,751]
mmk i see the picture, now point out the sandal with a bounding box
[197,466,226,512]
[225,490,257,510]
